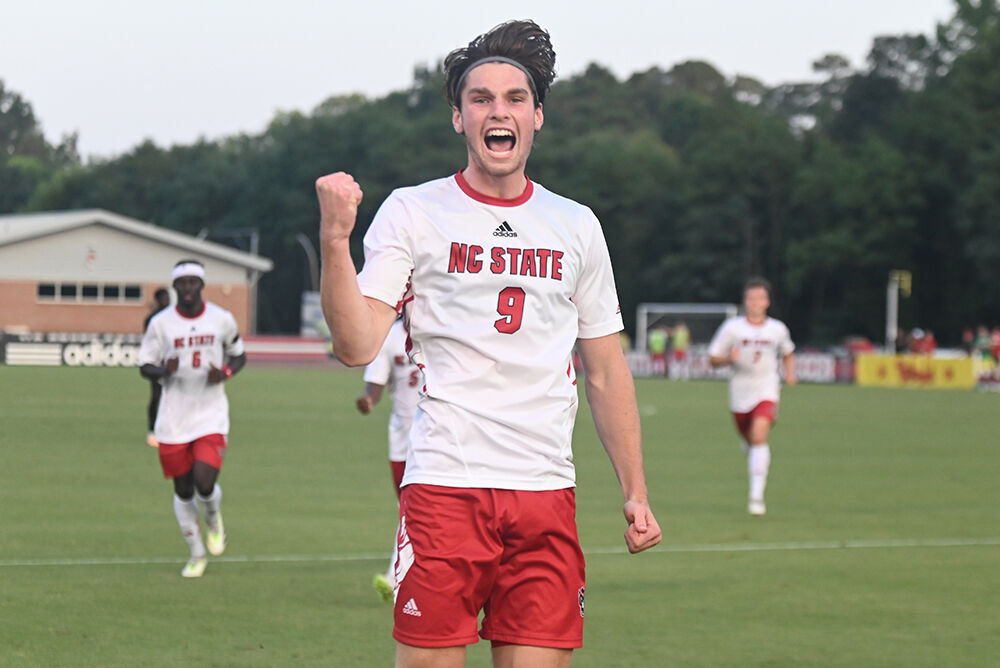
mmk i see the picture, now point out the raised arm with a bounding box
[577,333,662,554]
[316,171,397,366]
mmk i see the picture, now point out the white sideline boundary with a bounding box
[2,537,997,568]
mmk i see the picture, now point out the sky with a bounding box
[2,0,957,160]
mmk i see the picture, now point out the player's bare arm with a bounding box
[709,348,737,367]
[577,334,662,554]
[356,383,385,414]
[139,356,178,381]
[783,353,798,386]
[316,171,396,366]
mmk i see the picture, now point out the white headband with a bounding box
[171,262,205,281]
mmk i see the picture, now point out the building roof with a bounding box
[0,209,273,273]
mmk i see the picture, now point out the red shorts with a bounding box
[157,434,227,478]
[732,401,778,439]
[392,484,585,649]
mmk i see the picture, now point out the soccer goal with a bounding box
[634,302,739,354]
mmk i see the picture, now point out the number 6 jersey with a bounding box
[357,172,624,491]
[138,303,244,444]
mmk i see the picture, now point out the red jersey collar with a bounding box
[175,303,206,319]
[454,169,533,207]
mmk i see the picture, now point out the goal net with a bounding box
[631,302,738,378]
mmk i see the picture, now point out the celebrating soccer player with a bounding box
[315,19,661,668]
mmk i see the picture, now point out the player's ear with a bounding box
[452,106,464,135]
[534,104,544,132]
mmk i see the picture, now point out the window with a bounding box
[37,281,149,304]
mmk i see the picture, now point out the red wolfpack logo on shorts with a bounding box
[578,586,586,618]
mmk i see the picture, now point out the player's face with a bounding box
[452,63,544,187]
[173,276,204,309]
[744,287,770,322]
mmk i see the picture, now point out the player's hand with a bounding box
[355,396,373,414]
[785,373,798,386]
[165,357,179,376]
[316,172,363,244]
[623,500,662,554]
[207,364,227,384]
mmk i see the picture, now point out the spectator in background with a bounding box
[908,328,937,355]
[973,325,992,361]
[143,287,171,448]
[648,326,668,375]
[669,320,691,380]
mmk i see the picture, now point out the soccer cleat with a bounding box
[372,574,394,603]
[748,499,767,516]
[206,515,226,556]
[181,556,207,578]
[146,432,159,448]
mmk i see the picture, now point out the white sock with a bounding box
[197,484,223,530]
[748,444,771,502]
[174,495,205,559]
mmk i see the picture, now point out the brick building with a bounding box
[0,209,272,336]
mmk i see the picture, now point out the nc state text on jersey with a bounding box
[448,242,564,280]
[173,334,216,348]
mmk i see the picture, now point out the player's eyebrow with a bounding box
[465,86,531,98]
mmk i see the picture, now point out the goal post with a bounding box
[634,302,739,354]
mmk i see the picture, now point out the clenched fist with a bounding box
[316,172,364,244]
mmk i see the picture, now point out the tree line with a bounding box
[2,0,998,346]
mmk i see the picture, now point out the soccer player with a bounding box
[355,317,420,603]
[315,19,661,668]
[708,277,796,516]
[138,260,246,577]
[143,287,171,448]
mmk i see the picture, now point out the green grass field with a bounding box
[1,365,997,667]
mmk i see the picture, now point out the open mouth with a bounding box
[485,128,515,153]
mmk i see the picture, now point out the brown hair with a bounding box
[444,20,556,109]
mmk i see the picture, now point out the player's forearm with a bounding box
[709,354,729,367]
[139,363,169,381]
[226,352,247,376]
[584,361,650,504]
[320,238,382,366]
[784,354,797,383]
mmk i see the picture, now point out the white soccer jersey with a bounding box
[708,316,795,412]
[363,319,421,462]
[138,303,244,444]
[357,172,624,490]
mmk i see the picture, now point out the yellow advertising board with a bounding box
[855,354,976,389]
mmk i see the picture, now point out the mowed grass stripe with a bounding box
[4,536,998,568]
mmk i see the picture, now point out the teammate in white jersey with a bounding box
[708,277,796,516]
[355,318,420,602]
[315,20,661,668]
[138,260,246,577]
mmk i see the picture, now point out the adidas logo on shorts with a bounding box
[402,598,422,617]
[493,221,517,237]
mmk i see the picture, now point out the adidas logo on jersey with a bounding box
[402,598,422,617]
[493,221,517,237]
